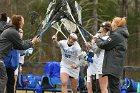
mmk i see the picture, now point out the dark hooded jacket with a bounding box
[0,25,33,60]
[96,26,129,78]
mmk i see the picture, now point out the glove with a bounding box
[24,48,33,55]
[27,48,33,54]
[86,56,93,63]
[85,52,94,63]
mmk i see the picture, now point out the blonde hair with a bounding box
[112,17,126,27]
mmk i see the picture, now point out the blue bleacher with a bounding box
[16,62,72,93]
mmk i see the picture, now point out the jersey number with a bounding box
[65,54,71,58]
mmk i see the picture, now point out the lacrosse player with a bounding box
[95,17,129,93]
[85,21,111,93]
[52,33,90,93]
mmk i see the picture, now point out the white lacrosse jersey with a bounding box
[58,40,82,69]
[88,35,109,76]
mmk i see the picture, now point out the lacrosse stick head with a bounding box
[52,22,68,39]
[49,0,65,22]
[61,18,77,33]
[30,11,39,25]
[75,1,82,25]
[52,22,61,31]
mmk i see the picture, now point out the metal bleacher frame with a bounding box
[123,66,140,79]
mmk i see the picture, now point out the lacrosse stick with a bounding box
[47,0,56,14]
[38,0,56,32]
[61,18,77,33]
[32,0,55,37]
[63,0,94,37]
[41,9,53,30]
[38,15,59,39]
[75,1,82,25]
[75,1,88,39]
[44,0,56,25]
[58,10,94,38]
[30,11,39,25]
[66,17,94,37]
[52,22,67,39]
[65,0,87,43]
[29,11,40,38]
[63,15,94,37]
[37,1,65,39]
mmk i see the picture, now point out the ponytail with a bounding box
[113,17,126,27]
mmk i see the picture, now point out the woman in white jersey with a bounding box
[52,33,86,93]
[86,22,111,93]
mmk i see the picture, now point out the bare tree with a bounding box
[121,0,128,17]
[135,0,139,14]
[134,0,140,64]
[91,0,98,34]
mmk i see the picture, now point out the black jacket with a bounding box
[96,26,129,78]
[0,25,33,59]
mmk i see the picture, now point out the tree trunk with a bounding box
[134,0,139,65]
[91,0,98,34]
[135,0,139,14]
[121,0,128,17]
[121,0,129,65]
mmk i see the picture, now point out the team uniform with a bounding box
[57,40,83,79]
[87,65,96,82]
[93,35,109,75]
[87,35,109,82]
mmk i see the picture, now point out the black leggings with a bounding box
[6,68,15,93]
[108,74,121,93]
[91,75,101,93]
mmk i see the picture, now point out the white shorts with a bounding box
[94,55,103,75]
[87,68,91,82]
[14,65,22,76]
[60,65,80,79]
[14,67,18,76]
[88,63,97,75]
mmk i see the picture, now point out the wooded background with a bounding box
[0,0,140,79]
